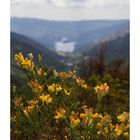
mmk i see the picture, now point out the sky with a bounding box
[11,0,129,20]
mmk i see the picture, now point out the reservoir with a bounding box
[55,38,75,52]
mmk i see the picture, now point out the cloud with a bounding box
[11,0,47,6]
[11,0,129,8]
[11,0,129,20]
[47,0,129,8]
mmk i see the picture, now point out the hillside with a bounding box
[11,32,68,87]
[84,33,129,64]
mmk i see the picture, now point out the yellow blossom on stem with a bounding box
[76,78,88,90]
[80,107,94,125]
[39,94,52,104]
[123,132,129,137]
[97,131,101,135]
[15,52,34,71]
[13,97,23,108]
[23,106,34,118]
[117,112,129,123]
[104,127,109,134]
[48,84,55,93]
[64,89,70,96]
[37,68,43,76]
[97,122,103,127]
[28,80,44,94]
[27,53,33,60]
[95,83,109,96]
[81,84,88,90]
[92,113,102,119]
[54,107,66,119]
[43,72,47,76]
[114,124,123,136]
[55,84,62,92]
[59,71,75,79]
[15,52,24,66]
[70,112,80,127]
[27,99,38,107]
[23,110,29,118]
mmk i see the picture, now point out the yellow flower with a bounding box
[92,113,102,119]
[114,124,123,136]
[64,135,68,140]
[54,107,65,119]
[15,53,34,70]
[97,122,103,127]
[94,83,109,96]
[23,106,34,118]
[125,124,130,129]
[22,59,34,70]
[109,123,114,129]
[27,106,34,112]
[48,84,55,93]
[76,78,87,89]
[15,52,24,66]
[28,80,44,94]
[94,85,100,93]
[97,131,101,135]
[37,68,43,76]
[23,110,29,118]
[39,94,52,104]
[70,112,80,127]
[80,107,94,125]
[80,108,93,118]
[28,99,38,106]
[124,132,129,137]
[73,119,80,126]
[27,53,33,60]
[117,112,129,123]
[81,84,88,90]
[43,72,47,76]
[104,127,109,134]
[64,89,70,96]
[59,71,75,79]
[80,113,86,118]
[13,97,23,108]
[55,84,62,92]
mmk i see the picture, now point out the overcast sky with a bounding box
[11,0,129,20]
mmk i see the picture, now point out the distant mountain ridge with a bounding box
[11,17,129,52]
[84,33,129,64]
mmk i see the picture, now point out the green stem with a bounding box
[85,123,89,140]
[95,100,102,113]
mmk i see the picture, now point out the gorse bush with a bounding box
[11,52,129,140]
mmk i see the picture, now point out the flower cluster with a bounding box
[28,80,44,94]
[15,52,34,71]
[70,112,81,127]
[76,78,88,90]
[58,71,76,79]
[54,107,66,119]
[95,83,109,95]
[114,112,129,137]
[94,83,109,100]
[39,94,52,104]
[48,84,62,93]
[80,107,102,126]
